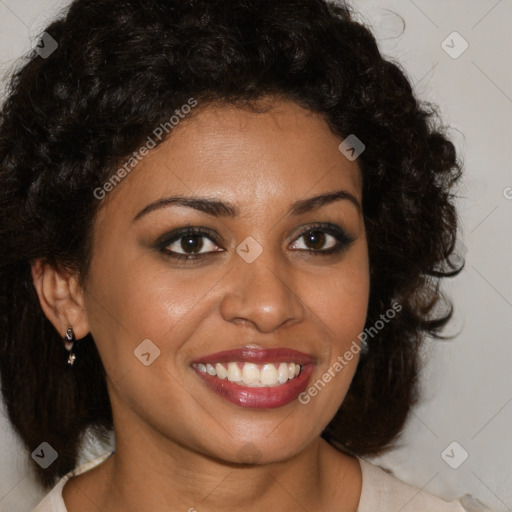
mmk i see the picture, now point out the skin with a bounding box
[32,98,370,511]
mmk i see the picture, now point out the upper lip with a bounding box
[191,348,315,365]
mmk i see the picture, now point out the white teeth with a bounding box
[215,363,227,379]
[260,364,278,386]
[196,361,303,387]
[277,362,289,384]
[242,363,260,385]
[227,362,242,382]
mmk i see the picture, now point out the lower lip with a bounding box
[193,364,315,409]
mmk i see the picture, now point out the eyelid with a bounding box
[155,222,355,261]
[291,222,356,245]
[154,226,224,250]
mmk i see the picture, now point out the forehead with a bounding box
[99,98,363,219]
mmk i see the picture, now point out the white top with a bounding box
[33,452,493,511]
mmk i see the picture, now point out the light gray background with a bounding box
[0,0,511,510]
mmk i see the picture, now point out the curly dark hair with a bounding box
[0,0,462,489]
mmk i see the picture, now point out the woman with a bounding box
[0,0,492,510]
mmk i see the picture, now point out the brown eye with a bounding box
[155,227,223,262]
[165,233,218,256]
[178,234,205,254]
[289,223,356,255]
[297,230,333,251]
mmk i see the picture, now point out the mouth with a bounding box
[191,348,315,409]
[193,361,304,387]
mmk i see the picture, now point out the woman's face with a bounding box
[82,99,370,464]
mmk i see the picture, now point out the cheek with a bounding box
[82,246,226,375]
[314,273,369,330]
[82,252,214,437]
[296,273,367,430]
[308,246,370,345]
[297,247,369,409]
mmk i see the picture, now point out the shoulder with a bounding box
[356,456,493,512]
[32,452,114,512]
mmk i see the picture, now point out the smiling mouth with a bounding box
[190,347,315,408]
[192,361,303,387]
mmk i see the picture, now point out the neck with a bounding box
[106,435,319,511]
[94,427,360,512]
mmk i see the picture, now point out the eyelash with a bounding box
[156,223,356,264]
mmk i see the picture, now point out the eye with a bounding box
[289,222,355,255]
[167,234,218,255]
[155,222,355,264]
[157,227,223,262]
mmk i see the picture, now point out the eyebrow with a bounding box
[132,189,361,222]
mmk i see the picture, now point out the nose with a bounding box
[219,249,305,333]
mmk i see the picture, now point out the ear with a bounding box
[31,259,89,339]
